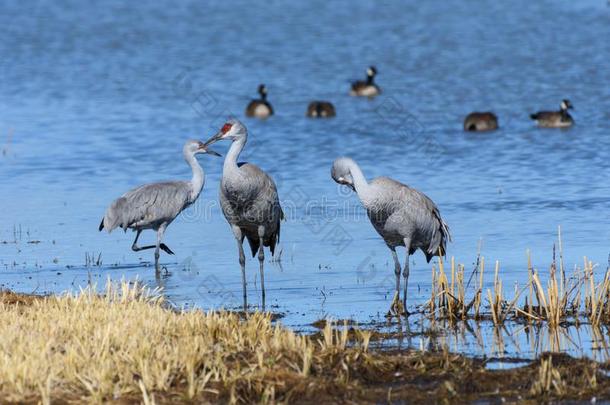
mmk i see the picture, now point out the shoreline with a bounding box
[1,284,609,403]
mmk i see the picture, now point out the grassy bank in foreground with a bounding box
[1,282,609,404]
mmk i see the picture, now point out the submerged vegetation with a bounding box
[1,280,610,403]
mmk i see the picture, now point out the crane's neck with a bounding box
[223,136,246,176]
[185,151,205,202]
[350,162,370,198]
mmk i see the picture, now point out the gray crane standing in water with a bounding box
[203,119,284,308]
[331,157,451,315]
[99,140,220,275]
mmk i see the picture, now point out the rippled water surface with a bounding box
[1,0,609,357]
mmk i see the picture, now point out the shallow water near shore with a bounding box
[1,0,609,360]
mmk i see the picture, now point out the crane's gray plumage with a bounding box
[203,119,283,307]
[220,162,283,257]
[364,177,450,261]
[100,181,193,232]
[99,140,219,274]
[331,157,450,313]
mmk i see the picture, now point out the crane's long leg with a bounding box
[257,226,266,309]
[402,238,411,314]
[231,225,247,309]
[131,230,148,251]
[390,247,405,316]
[154,224,168,277]
[390,247,401,299]
[131,230,174,255]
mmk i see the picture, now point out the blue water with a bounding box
[1,0,609,356]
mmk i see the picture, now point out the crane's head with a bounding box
[331,157,356,192]
[203,119,247,148]
[560,99,573,111]
[184,139,221,157]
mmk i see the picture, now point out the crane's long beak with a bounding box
[336,177,356,192]
[197,140,221,156]
[202,131,223,149]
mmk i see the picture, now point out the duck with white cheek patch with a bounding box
[245,84,274,119]
[530,99,574,128]
[350,66,381,98]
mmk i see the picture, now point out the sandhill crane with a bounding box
[331,157,451,314]
[99,140,220,275]
[203,119,283,308]
[530,99,574,128]
[245,84,274,119]
[464,112,499,131]
[350,66,381,97]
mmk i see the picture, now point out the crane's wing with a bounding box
[100,181,190,232]
[401,185,450,260]
[371,177,451,261]
[221,162,283,257]
[413,189,451,258]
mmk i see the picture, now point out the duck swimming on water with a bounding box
[306,101,336,118]
[530,99,574,128]
[245,84,274,119]
[350,66,381,98]
[463,112,498,131]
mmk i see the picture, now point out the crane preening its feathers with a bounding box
[203,119,284,308]
[99,140,220,275]
[331,157,451,315]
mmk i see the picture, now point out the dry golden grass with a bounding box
[0,283,400,403]
[1,280,610,403]
[530,356,566,397]
[0,280,384,403]
[0,290,41,306]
